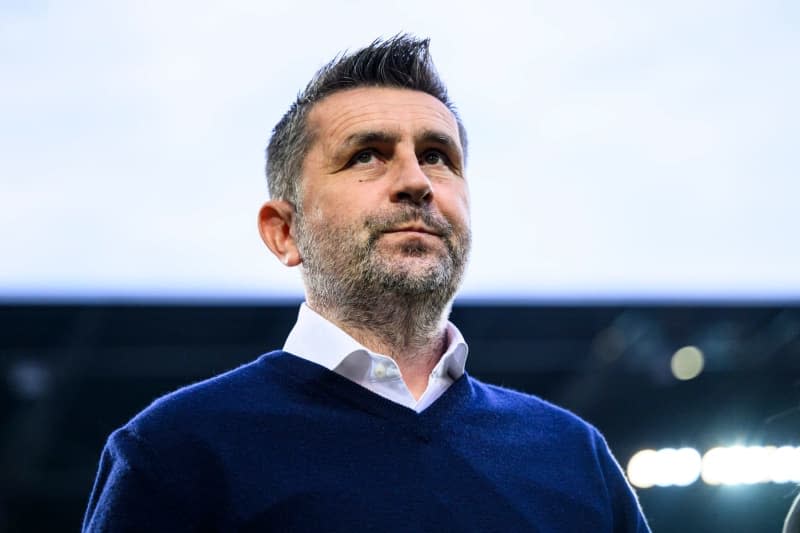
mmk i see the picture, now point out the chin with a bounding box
[377,260,451,289]
[385,253,447,273]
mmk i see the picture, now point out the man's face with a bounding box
[294,86,471,305]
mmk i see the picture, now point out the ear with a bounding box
[258,200,302,267]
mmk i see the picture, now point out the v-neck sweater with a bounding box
[83,351,650,532]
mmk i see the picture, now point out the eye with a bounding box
[350,149,378,166]
[421,150,450,166]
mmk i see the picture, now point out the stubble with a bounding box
[294,205,471,353]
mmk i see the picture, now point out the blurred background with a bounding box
[1,1,798,531]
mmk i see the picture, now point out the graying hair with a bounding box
[265,34,468,205]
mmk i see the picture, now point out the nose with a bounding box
[389,153,433,205]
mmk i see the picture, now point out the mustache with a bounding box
[363,207,454,237]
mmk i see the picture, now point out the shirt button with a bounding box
[373,363,386,378]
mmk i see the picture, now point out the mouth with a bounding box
[382,224,441,237]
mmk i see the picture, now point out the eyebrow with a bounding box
[415,129,461,158]
[342,130,401,149]
[327,130,400,164]
[332,128,463,164]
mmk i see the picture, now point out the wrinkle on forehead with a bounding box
[306,87,462,160]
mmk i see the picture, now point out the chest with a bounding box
[211,411,612,532]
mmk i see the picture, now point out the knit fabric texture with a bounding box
[83,351,650,532]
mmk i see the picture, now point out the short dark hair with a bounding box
[265,34,468,204]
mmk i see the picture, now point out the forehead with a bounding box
[306,87,461,148]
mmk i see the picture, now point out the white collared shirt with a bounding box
[283,303,469,412]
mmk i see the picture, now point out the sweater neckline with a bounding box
[259,350,473,424]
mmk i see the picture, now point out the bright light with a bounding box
[629,446,800,488]
[627,447,702,488]
[703,446,765,485]
[670,345,705,380]
[628,450,658,488]
[770,446,800,484]
[702,445,800,486]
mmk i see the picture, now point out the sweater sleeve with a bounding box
[82,427,219,533]
[591,429,652,533]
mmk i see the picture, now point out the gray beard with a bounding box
[294,205,471,352]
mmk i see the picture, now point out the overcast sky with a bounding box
[1,1,798,301]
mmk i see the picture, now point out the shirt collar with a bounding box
[283,302,469,379]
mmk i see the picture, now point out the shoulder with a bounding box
[124,350,289,440]
[465,376,601,440]
[83,357,273,533]
[460,377,650,531]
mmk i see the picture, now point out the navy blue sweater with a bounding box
[83,351,650,532]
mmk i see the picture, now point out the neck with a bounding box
[307,293,453,398]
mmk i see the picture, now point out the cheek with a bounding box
[437,183,470,222]
[305,188,355,224]
[318,180,382,210]
[309,199,375,243]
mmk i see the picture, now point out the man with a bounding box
[83,35,650,532]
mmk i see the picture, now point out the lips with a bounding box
[382,224,441,236]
